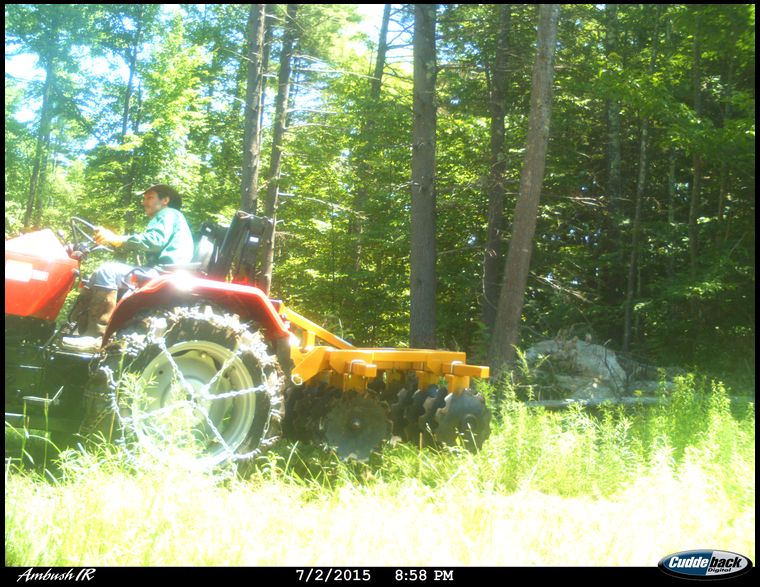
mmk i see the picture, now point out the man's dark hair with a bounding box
[144,184,183,210]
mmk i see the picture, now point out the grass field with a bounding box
[5,375,755,566]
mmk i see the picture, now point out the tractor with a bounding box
[5,211,491,466]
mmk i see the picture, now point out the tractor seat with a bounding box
[155,224,219,275]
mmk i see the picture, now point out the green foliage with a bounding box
[4,4,755,380]
[5,374,754,565]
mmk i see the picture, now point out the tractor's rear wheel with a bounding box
[81,305,284,469]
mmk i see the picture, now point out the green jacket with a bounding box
[122,207,194,266]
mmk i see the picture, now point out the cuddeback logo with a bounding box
[659,550,753,580]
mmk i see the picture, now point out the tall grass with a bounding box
[5,375,754,566]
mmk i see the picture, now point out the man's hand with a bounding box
[94,226,125,247]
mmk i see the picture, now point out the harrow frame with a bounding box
[281,305,490,394]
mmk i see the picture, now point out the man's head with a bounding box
[140,184,182,218]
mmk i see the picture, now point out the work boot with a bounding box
[69,287,93,334]
[61,289,117,352]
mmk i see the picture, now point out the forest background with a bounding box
[5,4,755,388]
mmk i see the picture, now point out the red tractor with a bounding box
[5,213,491,466]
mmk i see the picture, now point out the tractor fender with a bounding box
[103,273,290,344]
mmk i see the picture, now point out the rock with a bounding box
[523,336,681,401]
[554,375,617,400]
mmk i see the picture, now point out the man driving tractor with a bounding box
[61,184,194,351]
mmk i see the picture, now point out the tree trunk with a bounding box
[259,13,273,141]
[688,8,702,284]
[121,10,143,230]
[241,4,267,214]
[370,4,391,99]
[120,10,142,142]
[716,54,734,243]
[622,6,660,353]
[666,149,677,279]
[605,4,622,217]
[259,4,298,295]
[351,3,391,272]
[664,14,677,281]
[622,121,648,353]
[123,81,143,233]
[410,3,438,349]
[487,4,560,375]
[24,67,55,228]
[599,3,623,328]
[482,4,511,335]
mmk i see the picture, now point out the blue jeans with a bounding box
[89,262,159,292]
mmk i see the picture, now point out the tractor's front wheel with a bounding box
[82,305,284,469]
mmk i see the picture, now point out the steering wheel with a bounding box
[70,217,113,253]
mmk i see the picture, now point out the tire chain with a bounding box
[81,305,284,464]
